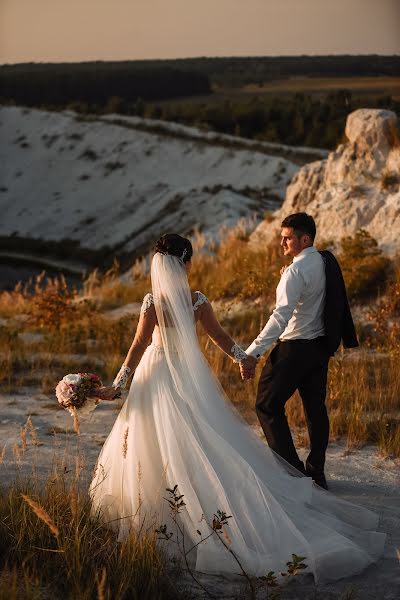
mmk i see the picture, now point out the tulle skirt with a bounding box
[89,344,385,583]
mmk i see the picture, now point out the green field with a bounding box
[237,75,400,98]
[152,75,399,106]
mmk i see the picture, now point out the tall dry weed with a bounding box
[21,493,60,537]
[0,226,399,457]
[0,466,179,600]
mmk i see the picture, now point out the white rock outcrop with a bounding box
[251,109,400,255]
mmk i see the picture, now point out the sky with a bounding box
[1,0,400,64]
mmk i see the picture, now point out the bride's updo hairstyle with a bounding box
[154,233,193,263]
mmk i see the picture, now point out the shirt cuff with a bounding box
[246,342,266,359]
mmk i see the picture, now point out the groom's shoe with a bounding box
[288,461,307,477]
[311,473,328,490]
[306,461,328,490]
[296,463,307,476]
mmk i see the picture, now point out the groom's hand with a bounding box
[239,355,257,380]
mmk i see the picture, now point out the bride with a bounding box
[90,233,385,583]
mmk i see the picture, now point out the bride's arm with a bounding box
[112,301,157,390]
[198,300,257,367]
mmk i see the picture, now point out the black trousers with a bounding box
[256,337,330,475]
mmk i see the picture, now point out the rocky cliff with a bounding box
[251,109,400,256]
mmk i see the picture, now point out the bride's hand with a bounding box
[239,356,257,380]
[96,386,121,401]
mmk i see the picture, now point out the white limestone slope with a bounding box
[251,109,400,256]
[0,106,321,259]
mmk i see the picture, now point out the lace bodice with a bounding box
[140,291,209,316]
[112,290,248,388]
[192,291,208,311]
[141,293,154,315]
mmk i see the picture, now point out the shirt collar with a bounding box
[292,246,317,263]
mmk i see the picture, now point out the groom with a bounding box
[240,212,358,489]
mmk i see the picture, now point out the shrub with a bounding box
[103,161,125,175]
[41,133,60,148]
[105,95,127,114]
[380,171,400,192]
[79,147,99,161]
[366,259,400,350]
[67,132,84,141]
[28,273,90,331]
[338,229,391,301]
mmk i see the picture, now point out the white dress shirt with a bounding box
[246,246,326,358]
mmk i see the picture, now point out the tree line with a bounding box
[156,54,400,87]
[1,56,398,149]
[0,63,211,106]
[113,91,399,149]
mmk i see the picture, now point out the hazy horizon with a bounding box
[2,52,400,68]
[1,0,400,65]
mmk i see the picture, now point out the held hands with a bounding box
[239,355,258,381]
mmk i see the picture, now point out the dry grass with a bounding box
[198,317,400,458]
[240,76,400,96]
[82,259,150,310]
[0,227,399,597]
[188,225,285,302]
[0,226,399,457]
[0,456,180,600]
[76,224,285,308]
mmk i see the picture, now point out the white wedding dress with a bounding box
[89,253,385,583]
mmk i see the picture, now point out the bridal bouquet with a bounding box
[56,372,103,417]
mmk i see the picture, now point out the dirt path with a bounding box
[1,388,399,599]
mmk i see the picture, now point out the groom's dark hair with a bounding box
[281,213,316,241]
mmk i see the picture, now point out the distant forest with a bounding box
[1,55,399,149]
[144,91,399,149]
[126,54,400,87]
[0,63,211,105]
